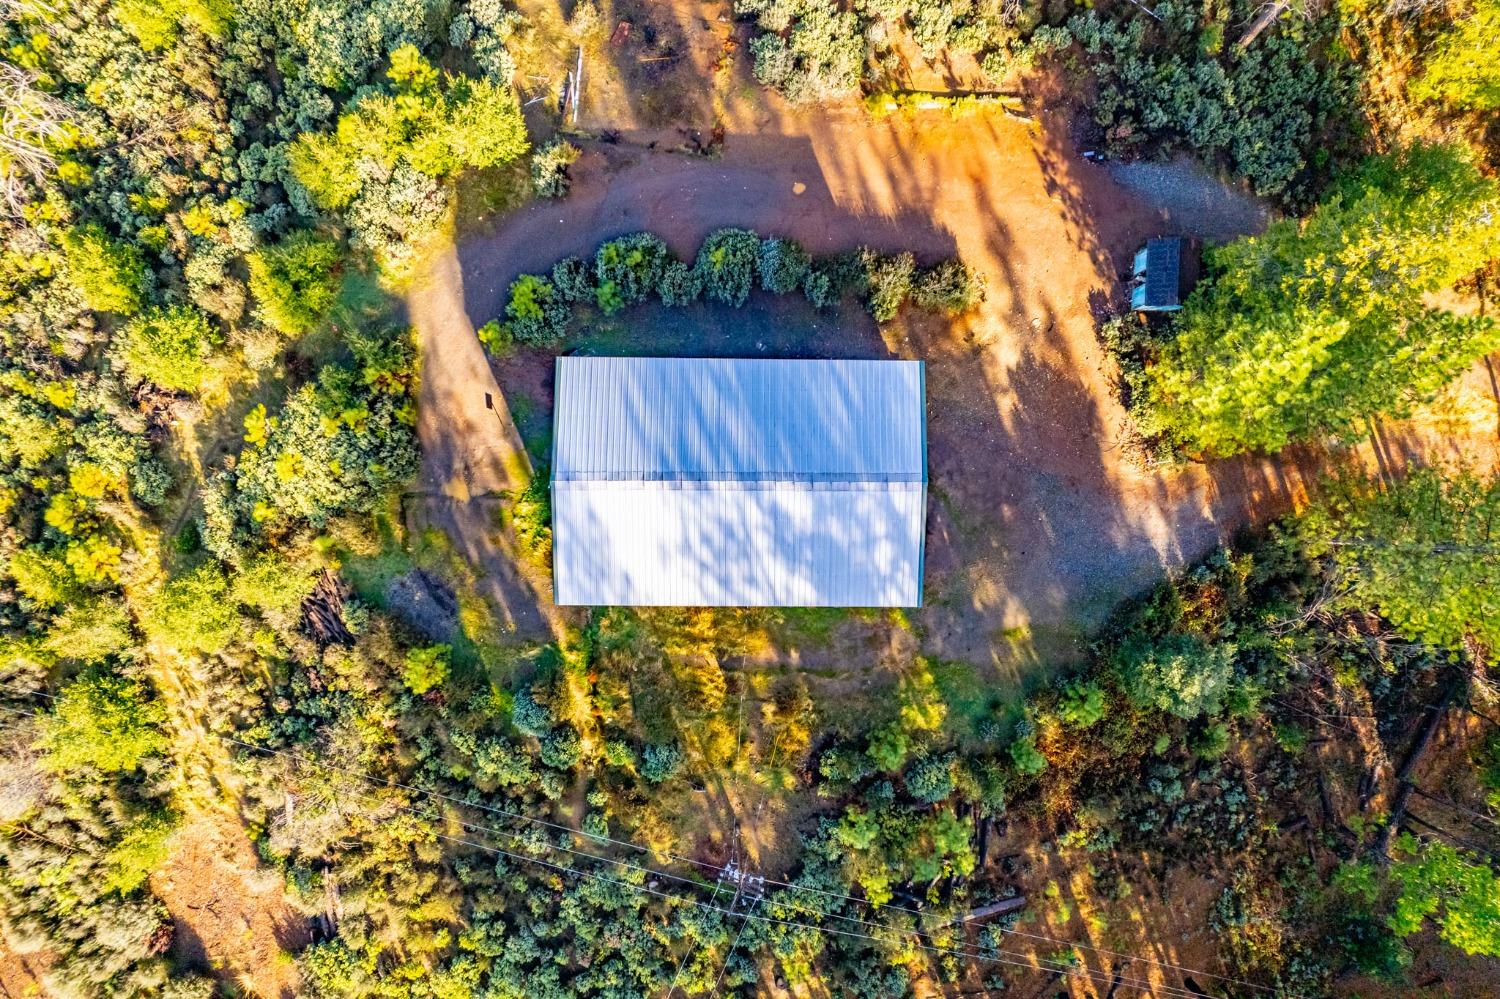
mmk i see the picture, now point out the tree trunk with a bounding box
[1375,673,1464,860]
[1236,1,1289,49]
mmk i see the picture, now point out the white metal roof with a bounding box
[550,357,927,607]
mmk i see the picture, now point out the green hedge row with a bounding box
[478,228,984,349]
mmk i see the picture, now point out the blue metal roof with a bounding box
[550,357,927,607]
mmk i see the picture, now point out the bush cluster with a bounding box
[483,228,983,350]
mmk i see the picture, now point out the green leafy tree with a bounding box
[143,563,241,656]
[1142,143,1500,455]
[289,45,528,207]
[1409,0,1500,112]
[1387,836,1500,957]
[102,813,178,894]
[61,223,148,315]
[114,304,220,392]
[229,338,418,531]
[402,644,451,694]
[866,663,946,771]
[1114,633,1237,719]
[1300,467,1500,655]
[247,230,343,336]
[40,673,168,773]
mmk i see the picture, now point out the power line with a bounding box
[709,891,755,997]
[0,687,1275,997]
[0,700,1204,998]
[0,686,1275,996]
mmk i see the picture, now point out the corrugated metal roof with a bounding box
[1141,237,1182,309]
[551,357,927,607]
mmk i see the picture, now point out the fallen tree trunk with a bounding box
[1375,676,1463,861]
[1236,1,1289,49]
[951,895,1026,925]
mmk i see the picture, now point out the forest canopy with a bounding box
[0,0,1498,996]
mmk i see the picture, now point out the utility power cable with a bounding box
[0,686,1283,997]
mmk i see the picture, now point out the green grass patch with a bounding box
[454,159,532,238]
[772,607,865,646]
[924,656,995,738]
[507,389,552,468]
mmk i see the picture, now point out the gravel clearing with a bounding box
[1108,155,1274,243]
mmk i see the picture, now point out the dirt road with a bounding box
[409,99,1488,682]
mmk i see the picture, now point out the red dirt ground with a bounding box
[149,811,309,999]
[410,90,1500,686]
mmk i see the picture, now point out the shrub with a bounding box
[504,274,570,345]
[596,233,670,306]
[1114,633,1237,719]
[861,249,915,321]
[803,266,837,308]
[595,281,624,314]
[531,138,582,197]
[913,259,982,314]
[657,260,702,306]
[477,319,511,353]
[510,688,553,738]
[1063,9,1355,201]
[905,753,957,804]
[695,228,760,306]
[61,223,148,314]
[402,644,451,694]
[744,1,866,103]
[551,256,595,303]
[511,472,552,561]
[115,305,221,392]
[1009,735,1047,775]
[759,236,811,294]
[1057,679,1107,729]
[247,230,343,337]
[1192,720,1231,760]
[642,743,685,783]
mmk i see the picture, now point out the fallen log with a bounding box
[1375,675,1463,861]
[1236,1,1289,50]
[951,895,1026,925]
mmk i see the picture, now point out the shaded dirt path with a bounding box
[407,241,564,639]
[411,101,1494,680]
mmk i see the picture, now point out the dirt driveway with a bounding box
[407,92,1493,685]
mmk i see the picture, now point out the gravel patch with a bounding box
[1108,155,1273,244]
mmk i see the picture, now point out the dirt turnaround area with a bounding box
[408,82,1495,689]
